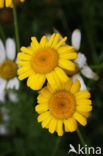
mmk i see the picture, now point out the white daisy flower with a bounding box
[71,29,99,90]
[0,38,20,102]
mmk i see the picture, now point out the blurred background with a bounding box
[0,0,103,155]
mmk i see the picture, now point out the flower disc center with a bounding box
[32,48,58,74]
[49,91,76,119]
[0,60,17,80]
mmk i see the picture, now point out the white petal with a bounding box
[0,89,5,102]
[71,29,81,51]
[0,125,9,135]
[75,52,87,68]
[0,39,6,63]
[6,38,16,60]
[81,65,99,80]
[6,77,20,90]
[0,77,7,90]
[8,92,18,103]
[72,74,87,91]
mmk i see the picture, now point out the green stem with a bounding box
[51,136,62,156]
[77,128,89,156]
[12,0,20,52]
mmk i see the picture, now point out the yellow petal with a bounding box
[54,67,69,83]
[27,73,46,90]
[64,78,72,91]
[60,52,77,60]
[58,45,75,54]
[70,79,81,94]
[42,114,52,128]
[73,112,87,126]
[51,33,60,48]
[47,33,55,47]
[79,112,90,118]
[64,118,77,132]
[75,90,91,99]
[55,37,67,49]
[17,53,32,61]
[76,99,92,106]
[48,118,57,134]
[46,70,61,87]
[0,0,4,8]
[20,47,34,55]
[35,104,49,114]
[37,93,50,104]
[59,59,75,71]
[17,66,33,75]
[40,36,47,47]
[16,60,30,67]
[6,0,12,7]
[56,120,63,136]
[37,111,50,122]
[31,37,40,48]
[76,105,92,112]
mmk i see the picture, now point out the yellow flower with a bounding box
[0,0,25,8]
[17,33,77,90]
[35,79,92,136]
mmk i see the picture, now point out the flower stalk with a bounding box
[77,128,89,156]
[12,0,20,52]
[51,136,62,156]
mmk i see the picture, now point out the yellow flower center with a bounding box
[0,60,17,80]
[32,48,58,74]
[49,91,76,119]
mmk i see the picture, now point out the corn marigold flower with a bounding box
[0,0,25,8]
[0,38,20,102]
[17,33,77,90]
[35,78,92,136]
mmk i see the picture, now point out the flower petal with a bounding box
[56,120,63,136]
[0,77,7,90]
[0,88,5,102]
[70,79,81,94]
[0,39,6,63]
[37,111,50,122]
[72,74,87,91]
[75,90,91,99]
[81,65,99,80]
[59,59,75,71]
[64,118,77,132]
[6,38,16,60]
[48,118,57,134]
[8,92,18,103]
[6,77,20,90]
[73,112,87,126]
[71,29,81,51]
[0,0,4,8]
[75,52,87,68]
[27,73,46,90]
